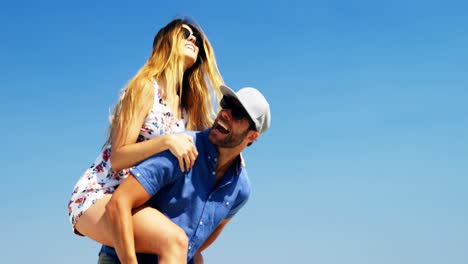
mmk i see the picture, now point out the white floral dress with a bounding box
[68,80,186,229]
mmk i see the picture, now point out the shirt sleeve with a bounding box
[130,150,181,196]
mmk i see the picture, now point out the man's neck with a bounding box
[214,147,242,181]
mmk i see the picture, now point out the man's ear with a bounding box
[247,130,260,144]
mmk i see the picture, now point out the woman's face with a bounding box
[180,24,201,70]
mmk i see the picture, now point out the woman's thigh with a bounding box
[75,194,184,254]
[75,194,114,246]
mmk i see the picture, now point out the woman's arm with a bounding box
[110,88,198,172]
[111,132,198,172]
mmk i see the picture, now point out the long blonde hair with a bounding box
[106,18,224,146]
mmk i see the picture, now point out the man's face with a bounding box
[209,97,255,148]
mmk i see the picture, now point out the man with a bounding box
[99,85,271,263]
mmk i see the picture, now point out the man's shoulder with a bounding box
[186,129,212,149]
[237,167,251,192]
[184,130,198,137]
[183,130,206,141]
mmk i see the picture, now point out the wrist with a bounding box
[164,134,174,150]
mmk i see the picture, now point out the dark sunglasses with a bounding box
[182,27,202,48]
[220,96,256,130]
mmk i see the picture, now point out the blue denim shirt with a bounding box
[99,129,251,263]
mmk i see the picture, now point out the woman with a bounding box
[68,18,223,263]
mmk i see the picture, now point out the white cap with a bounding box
[220,85,271,135]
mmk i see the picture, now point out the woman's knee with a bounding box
[161,227,188,258]
[174,229,189,250]
[131,205,190,258]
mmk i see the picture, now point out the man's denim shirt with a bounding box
[99,129,251,263]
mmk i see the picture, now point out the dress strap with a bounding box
[150,79,162,101]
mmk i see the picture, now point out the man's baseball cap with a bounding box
[220,85,271,135]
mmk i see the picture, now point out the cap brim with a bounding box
[220,85,257,128]
[220,85,237,99]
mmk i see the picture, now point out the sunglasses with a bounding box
[182,27,202,48]
[220,96,256,130]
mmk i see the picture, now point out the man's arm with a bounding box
[194,218,231,262]
[104,174,151,264]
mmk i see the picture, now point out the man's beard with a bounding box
[215,128,249,148]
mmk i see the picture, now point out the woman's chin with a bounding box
[184,56,197,70]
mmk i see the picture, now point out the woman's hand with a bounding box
[166,134,198,172]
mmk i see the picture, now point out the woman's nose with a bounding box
[187,34,197,45]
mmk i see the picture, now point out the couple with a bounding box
[68,17,271,264]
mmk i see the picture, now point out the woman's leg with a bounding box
[75,194,188,263]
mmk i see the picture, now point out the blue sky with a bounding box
[1,1,467,263]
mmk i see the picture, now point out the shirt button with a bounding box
[200,221,203,225]
[214,158,218,162]
[212,171,215,175]
[136,173,141,177]
[208,156,211,160]
[225,201,230,206]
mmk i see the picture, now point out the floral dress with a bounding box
[68,80,186,229]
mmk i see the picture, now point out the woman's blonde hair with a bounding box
[106,18,224,146]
